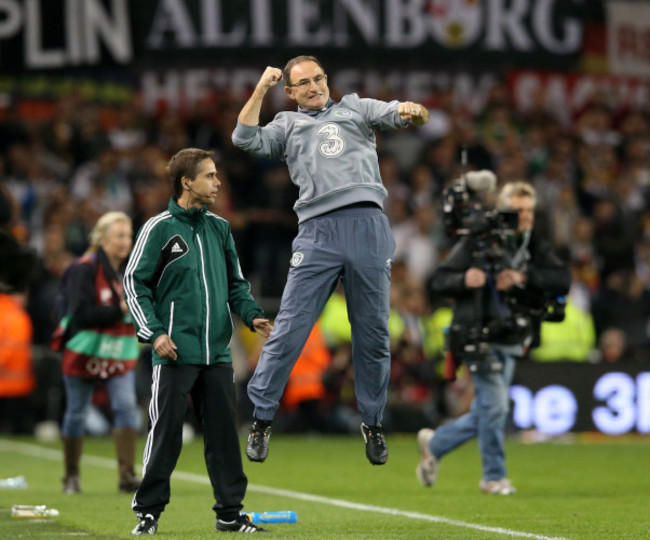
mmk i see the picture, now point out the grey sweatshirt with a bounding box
[231,93,409,223]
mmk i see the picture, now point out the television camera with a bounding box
[442,168,518,271]
[441,168,565,371]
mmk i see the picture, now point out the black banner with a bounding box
[0,0,132,71]
[131,0,587,69]
[0,0,597,72]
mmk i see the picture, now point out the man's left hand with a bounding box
[252,318,273,339]
[496,269,527,291]
[398,101,429,126]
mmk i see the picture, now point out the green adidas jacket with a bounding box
[123,198,264,366]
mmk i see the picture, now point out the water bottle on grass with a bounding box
[11,505,59,518]
[245,511,297,524]
[0,476,27,489]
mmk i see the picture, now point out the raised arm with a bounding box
[238,66,283,126]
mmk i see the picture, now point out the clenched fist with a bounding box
[398,101,430,126]
[258,66,283,91]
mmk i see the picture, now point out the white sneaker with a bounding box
[415,428,438,487]
[479,478,517,495]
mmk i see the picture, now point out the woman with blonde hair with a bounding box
[52,211,140,494]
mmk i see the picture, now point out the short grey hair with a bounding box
[496,181,537,209]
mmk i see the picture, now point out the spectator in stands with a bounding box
[387,280,436,432]
[246,163,298,297]
[636,239,650,289]
[70,147,133,216]
[592,269,650,363]
[595,327,629,364]
[592,198,637,279]
[392,203,444,284]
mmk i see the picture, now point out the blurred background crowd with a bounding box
[0,0,649,439]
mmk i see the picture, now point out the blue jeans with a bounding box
[430,349,516,481]
[62,370,138,438]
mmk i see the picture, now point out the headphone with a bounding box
[181,182,197,210]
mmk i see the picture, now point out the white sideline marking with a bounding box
[0,439,568,540]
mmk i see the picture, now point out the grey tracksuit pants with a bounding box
[247,204,395,426]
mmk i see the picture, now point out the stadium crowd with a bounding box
[1,78,649,437]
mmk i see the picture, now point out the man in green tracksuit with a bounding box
[124,148,273,535]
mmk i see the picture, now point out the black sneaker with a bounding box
[246,419,272,462]
[361,423,388,465]
[216,514,269,533]
[131,514,158,535]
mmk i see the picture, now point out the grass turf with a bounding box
[0,433,648,539]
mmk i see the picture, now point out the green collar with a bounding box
[168,197,206,223]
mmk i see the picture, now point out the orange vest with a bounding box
[282,322,331,410]
[0,294,34,397]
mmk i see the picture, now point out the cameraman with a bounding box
[416,181,570,495]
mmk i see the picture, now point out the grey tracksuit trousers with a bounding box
[247,204,395,426]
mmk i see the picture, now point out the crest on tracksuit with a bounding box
[290,252,304,267]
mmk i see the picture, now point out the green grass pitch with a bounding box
[0,434,648,539]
